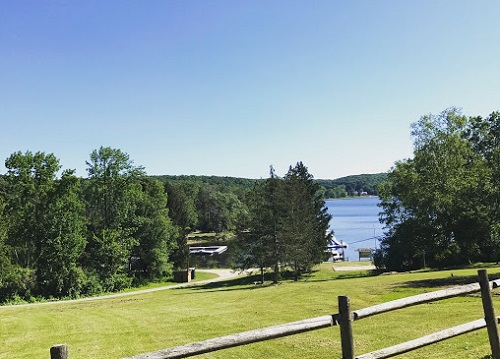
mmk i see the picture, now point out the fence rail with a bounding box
[50,269,500,359]
[356,317,498,359]
[123,315,336,359]
[353,278,499,320]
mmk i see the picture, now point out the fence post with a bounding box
[50,344,69,359]
[478,269,500,359]
[339,295,355,359]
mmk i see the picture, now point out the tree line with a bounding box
[0,147,179,303]
[377,108,500,270]
[0,147,332,303]
[317,173,387,198]
[157,173,387,200]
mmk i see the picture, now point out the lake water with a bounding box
[192,196,384,268]
[326,197,383,262]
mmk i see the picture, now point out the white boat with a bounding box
[189,246,228,256]
[326,232,348,261]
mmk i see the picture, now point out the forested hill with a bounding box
[317,173,388,198]
[152,175,257,189]
[152,172,387,198]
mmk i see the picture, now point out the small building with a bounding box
[173,268,193,283]
[356,248,373,261]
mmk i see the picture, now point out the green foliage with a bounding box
[281,162,332,279]
[85,146,145,229]
[0,252,36,302]
[164,181,199,232]
[317,173,388,198]
[83,147,145,281]
[3,151,61,268]
[379,108,500,270]
[164,181,200,269]
[153,174,257,190]
[0,147,176,302]
[36,170,87,298]
[235,163,332,282]
[235,166,284,283]
[158,173,386,204]
[132,178,176,279]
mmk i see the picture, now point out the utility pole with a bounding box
[373,225,376,250]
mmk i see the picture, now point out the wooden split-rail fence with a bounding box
[50,269,500,359]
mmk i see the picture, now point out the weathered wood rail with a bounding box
[50,269,500,359]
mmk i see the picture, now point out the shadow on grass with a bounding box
[175,273,277,293]
[302,270,379,283]
[400,272,500,290]
[177,269,380,293]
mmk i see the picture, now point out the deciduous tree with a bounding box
[37,170,87,297]
[83,147,145,288]
[379,109,495,269]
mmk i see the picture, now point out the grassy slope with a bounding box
[2,264,500,359]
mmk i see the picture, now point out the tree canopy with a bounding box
[0,145,389,303]
[0,147,177,302]
[317,173,388,198]
[377,108,500,270]
[235,163,332,282]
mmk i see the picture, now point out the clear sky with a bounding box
[1,1,499,179]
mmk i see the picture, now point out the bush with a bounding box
[372,249,386,270]
[0,264,36,303]
[79,270,104,297]
[103,273,133,292]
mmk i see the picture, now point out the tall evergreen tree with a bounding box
[132,177,176,280]
[236,166,284,283]
[282,162,332,280]
[236,163,331,282]
[165,181,199,270]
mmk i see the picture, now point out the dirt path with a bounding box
[0,269,242,309]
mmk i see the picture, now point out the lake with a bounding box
[191,196,384,268]
[326,197,383,262]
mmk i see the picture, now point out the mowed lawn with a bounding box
[2,264,500,359]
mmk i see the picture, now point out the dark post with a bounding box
[478,269,500,359]
[50,344,69,359]
[339,295,355,359]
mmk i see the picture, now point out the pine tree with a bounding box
[282,162,332,280]
[236,163,331,282]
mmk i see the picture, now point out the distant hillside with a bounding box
[317,173,387,198]
[151,173,387,199]
[151,174,257,189]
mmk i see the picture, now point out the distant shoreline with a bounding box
[325,196,380,201]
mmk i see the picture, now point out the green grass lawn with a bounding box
[119,271,219,292]
[2,264,500,359]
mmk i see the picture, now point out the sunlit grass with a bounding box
[2,265,500,358]
[120,271,218,292]
[330,260,374,267]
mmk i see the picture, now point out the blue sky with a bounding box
[1,1,499,179]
